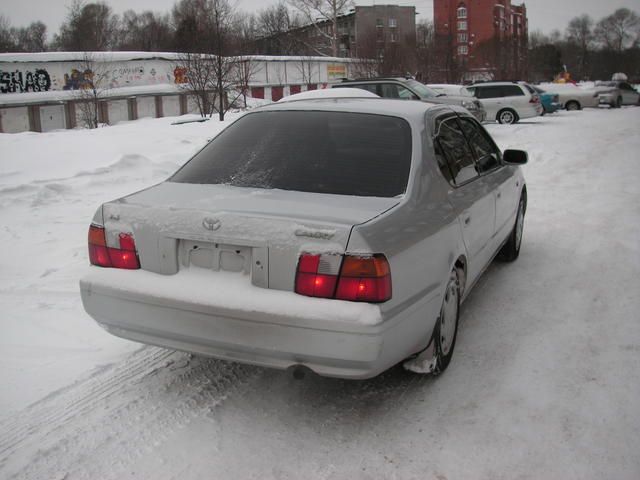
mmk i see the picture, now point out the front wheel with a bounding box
[499,191,527,262]
[497,109,518,124]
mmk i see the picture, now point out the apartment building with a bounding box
[433,0,528,82]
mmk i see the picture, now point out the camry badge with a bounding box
[202,217,221,231]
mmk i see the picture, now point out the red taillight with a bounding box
[295,253,391,303]
[88,225,140,269]
[530,95,540,104]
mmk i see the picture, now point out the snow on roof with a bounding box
[0,51,356,64]
[277,88,378,103]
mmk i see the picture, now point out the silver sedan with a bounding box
[80,98,528,379]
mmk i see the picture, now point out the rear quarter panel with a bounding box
[346,115,465,357]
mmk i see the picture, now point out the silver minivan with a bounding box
[80,98,528,379]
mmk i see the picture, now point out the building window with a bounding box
[390,32,398,42]
[458,33,468,43]
[457,21,467,31]
[457,7,467,19]
[376,18,384,27]
[389,18,397,28]
[458,45,468,55]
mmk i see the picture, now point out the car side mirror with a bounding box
[503,149,528,165]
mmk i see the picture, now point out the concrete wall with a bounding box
[39,104,66,131]
[163,95,181,117]
[0,106,30,133]
[0,54,357,133]
[108,99,129,125]
[136,96,156,119]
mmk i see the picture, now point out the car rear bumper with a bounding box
[544,102,561,113]
[79,268,425,379]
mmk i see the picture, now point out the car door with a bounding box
[620,83,639,105]
[457,116,520,248]
[470,85,503,120]
[434,113,496,283]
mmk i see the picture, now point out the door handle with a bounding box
[464,217,471,225]
[497,192,502,199]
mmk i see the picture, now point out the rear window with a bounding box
[170,111,412,197]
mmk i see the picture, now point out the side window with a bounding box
[476,86,503,99]
[351,84,379,95]
[435,118,479,185]
[502,85,526,97]
[458,117,501,173]
[380,83,400,98]
[397,86,418,100]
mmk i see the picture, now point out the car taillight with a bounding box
[88,225,140,269]
[295,253,391,303]
[530,95,540,103]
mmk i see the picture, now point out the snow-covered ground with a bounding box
[1,107,639,479]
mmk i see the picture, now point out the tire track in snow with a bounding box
[0,347,259,480]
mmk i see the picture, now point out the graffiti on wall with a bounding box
[0,69,52,93]
[62,69,94,90]
[174,67,188,84]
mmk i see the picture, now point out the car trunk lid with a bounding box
[101,182,400,291]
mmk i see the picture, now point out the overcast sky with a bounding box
[4,0,640,37]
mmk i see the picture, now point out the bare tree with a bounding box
[566,15,594,79]
[415,19,436,81]
[176,52,218,117]
[0,15,18,52]
[232,56,259,108]
[54,1,119,51]
[595,8,640,52]
[296,56,317,84]
[117,10,173,51]
[255,1,302,55]
[173,0,240,121]
[73,53,111,129]
[287,0,353,57]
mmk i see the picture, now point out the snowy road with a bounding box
[1,108,639,479]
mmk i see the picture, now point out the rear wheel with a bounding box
[615,96,622,108]
[497,109,518,124]
[565,101,580,111]
[403,269,460,375]
[433,270,460,374]
[499,191,526,262]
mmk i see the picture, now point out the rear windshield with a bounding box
[170,110,412,197]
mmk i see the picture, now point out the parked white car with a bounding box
[540,83,600,111]
[80,98,528,379]
[466,82,543,124]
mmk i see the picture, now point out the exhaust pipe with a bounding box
[288,364,314,380]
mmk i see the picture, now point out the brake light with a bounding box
[530,95,540,103]
[88,225,140,269]
[295,253,391,303]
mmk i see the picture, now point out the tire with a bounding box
[565,100,580,111]
[499,190,527,262]
[432,269,461,374]
[403,269,461,376]
[615,97,622,108]
[497,109,518,124]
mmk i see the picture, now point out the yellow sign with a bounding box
[327,64,347,80]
